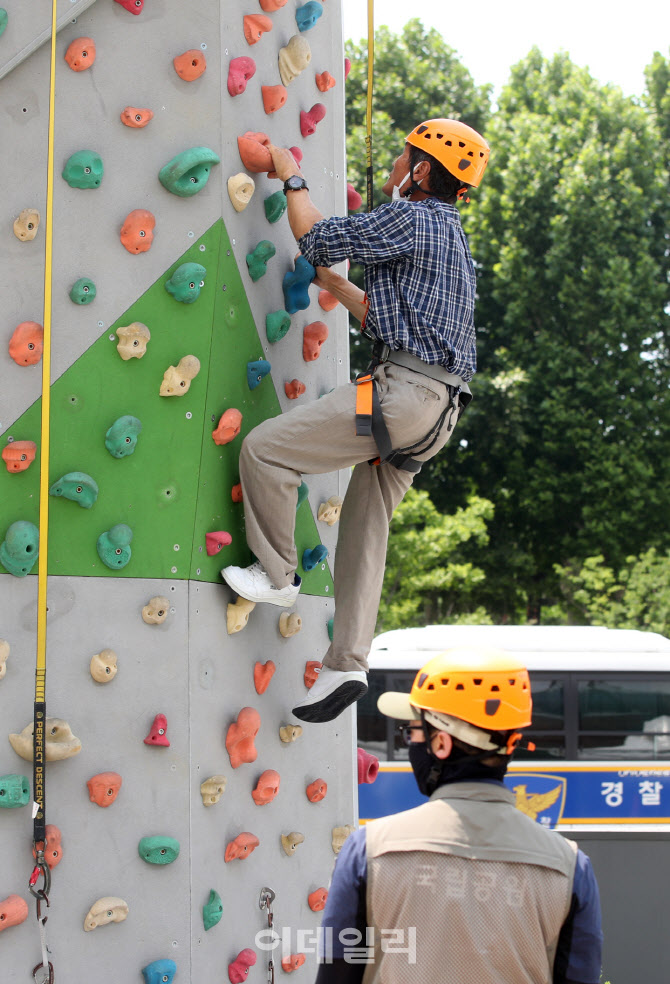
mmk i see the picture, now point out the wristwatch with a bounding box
[283,175,309,194]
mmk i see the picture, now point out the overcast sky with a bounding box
[341,0,670,101]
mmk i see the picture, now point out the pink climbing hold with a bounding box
[290,146,303,165]
[251,768,280,805]
[347,183,363,210]
[237,131,273,173]
[0,895,29,933]
[357,747,380,784]
[344,57,351,79]
[224,832,260,862]
[303,321,329,361]
[318,289,338,312]
[226,707,261,768]
[212,409,242,446]
[243,14,272,45]
[300,103,326,137]
[254,660,276,695]
[206,531,233,556]
[285,379,306,400]
[304,660,322,689]
[115,0,143,13]
[229,949,257,983]
[308,887,328,912]
[228,56,257,96]
[144,713,170,747]
[315,71,336,92]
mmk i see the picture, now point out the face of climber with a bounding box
[381,144,431,200]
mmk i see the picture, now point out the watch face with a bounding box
[286,176,306,191]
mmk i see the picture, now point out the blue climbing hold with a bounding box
[142,958,177,984]
[282,255,316,315]
[302,544,328,571]
[296,1,323,32]
[247,359,271,390]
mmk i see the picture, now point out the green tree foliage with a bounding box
[378,488,494,631]
[644,49,670,144]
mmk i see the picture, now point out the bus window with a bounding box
[357,671,387,759]
[528,677,564,730]
[578,677,670,759]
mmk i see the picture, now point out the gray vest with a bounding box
[363,782,577,984]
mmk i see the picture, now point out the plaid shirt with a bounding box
[298,198,477,381]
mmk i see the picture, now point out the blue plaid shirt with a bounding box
[298,198,477,381]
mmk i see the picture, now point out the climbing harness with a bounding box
[365,0,374,211]
[259,887,277,984]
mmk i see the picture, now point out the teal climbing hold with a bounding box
[165,262,206,303]
[49,472,98,508]
[302,544,328,571]
[62,150,104,189]
[203,889,223,931]
[0,10,8,37]
[0,774,30,809]
[264,190,287,224]
[96,524,133,569]
[283,255,316,314]
[105,415,142,458]
[0,520,39,577]
[327,616,334,640]
[246,240,276,281]
[247,359,271,390]
[296,481,309,509]
[296,1,323,32]
[158,147,220,198]
[138,835,180,865]
[266,310,291,344]
[69,277,96,305]
[142,959,177,984]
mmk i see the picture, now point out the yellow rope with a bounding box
[365,0,374,211]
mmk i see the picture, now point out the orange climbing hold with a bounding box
[9,321,43,366]
[243,14,272,45]
[32,825,63,870]
[308,888,328,911]
[120,209,155,253]
[212,409,243,446]
[259,0,288,9]
[252,768,280,805]
[262,84,288,115]
[254,660,276,695]
[281,954,306,973]
[231,483,243,503]
[65,37,96,72]
[226,707,260,768]
[224,831,260,862]
[87,771,123,807]
[306,778,327,803]
[315,71,336,92]
[237,131,273,173]
[0,895,29,933]
[2,440,37,473]
[174,49,207,81]
[318,289,338,311]
[304,660,322,689]
[285,379,306,400]
[120,107,154,128]
[303,321,329,361]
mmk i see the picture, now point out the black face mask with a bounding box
[409,740,507,797]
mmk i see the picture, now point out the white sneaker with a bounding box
[221,560,301,608]
[292,666,368,723]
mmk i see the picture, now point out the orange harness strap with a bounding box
[354,373,374,437]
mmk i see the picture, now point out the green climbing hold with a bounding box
[264,190,287,224]
[0,774,31,809]
[246,240,276,281]
[296,481,309,509]
[138,835,180,865]
[49,472,99,509]
[203,889,223,930]
[96,523,133,569]
[0,520,39,577]
[266,310,291,344]
[105,415,142,458]
[62,149,104,189]
[0,10,8,37]
[69,277,96,305]
[327,617,334,641]
[165,262,207,304]
[158,147,220,198]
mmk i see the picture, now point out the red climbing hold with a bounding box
[231,483,243,503]
[205,531,233,556]
[144,713,170,747]
[228,56,256,96]
[115,0,143,13]
[347,184,363,210]
[303,321,329,361]
[357,747,380,784]
[300,103,326,137]
[285,379,306,400]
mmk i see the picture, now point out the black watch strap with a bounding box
[283,175,309,193]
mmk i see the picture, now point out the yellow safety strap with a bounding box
[365,0,374,212]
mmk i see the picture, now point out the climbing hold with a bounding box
[114,0,143,13]
[158,147,220,197]
[315,70,336,92]
[0,520,39,577]
[344,57,351,79]
[2,440,37,474]
[49,471,98,509]
[159,354,201,395]
[226,707,260,768]
[138,836,180,865]
[0,10,7,37]
[252,769,280,805]
[253,660,276,695]
[303,321,329,361]
[229,949,257,984]
[116,322,150,360]
[283,255,316,314]
[357,747,380,785]
[262,84,287,115]
[142,960,176,984]
[141,596,170,624]
[33,824,62,869]
[347,183,363,210]
[300,102,326,137]
[327,617,334,641]
[227,56,256,96]
[228,173,255,212]
[69,277,96,304]
[8,321,43,366]
[0,639,8,680]
[279,612,302,638]
[226,597,255,635]
[62,149,103,189]
[318,289,338,311]
[260,0,287,8]
[212,409,243,446]
[304,660,322,689]
[318,495,343,525]
[144,713,169,747]
[64,36,96,71]
[224,832,260,862]
[13,208,40,241]
[302,544,328,571]
[278,35,312,86]
[206,531,232,556]
[120,209,155,254]
[264,189,287,223]
[9,718,81,762]
[96,523,133,569]
[284,379,306,400]
[237,131,273,173]
[0,774,30,808]
[120,106,153,128]
[308,888,328,912]
[0,896,29,933]
[266,310,291,344]
[105,415,142,458]
[247,359,271,390]
[243,14,272,45]
[87,772,122,807]
[247,240,276,281]
[279,724,302,743]
[203,889,223,930]
[332,824,355,854]
[174,49,206,81]
[306,778,327,803]
[200,776,227,807]
[296,482,309,509]
[231,483,243,503]
[281,831,304,855]
[282,954,306,973]
[83,897,128,932]
[90,649,118,683]
[165,263,207,303]
[296,0,323,31]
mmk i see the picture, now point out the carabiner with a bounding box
[32,961,54,984]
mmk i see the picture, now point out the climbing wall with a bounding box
[0,1,355,980]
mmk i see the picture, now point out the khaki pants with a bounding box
[239,361,459,672]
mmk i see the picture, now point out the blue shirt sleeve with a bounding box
[298,203,415,268]
[319,828,368,960]
[563,849,603,983]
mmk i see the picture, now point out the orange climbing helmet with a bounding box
[406,119,490,187]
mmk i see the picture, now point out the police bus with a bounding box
[357,624,670,831]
